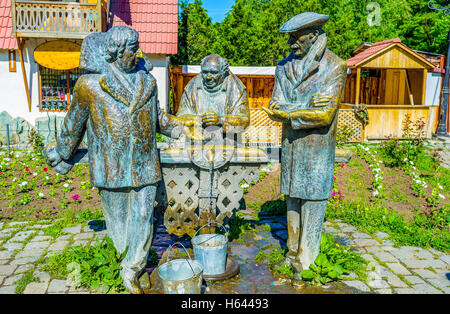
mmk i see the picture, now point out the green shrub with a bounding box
[300,233,367,285]
[42,235,128,293]
[27,128,45,155]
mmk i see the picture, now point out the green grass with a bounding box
[41,235,127,293]
[14,269,40,294]
[326,200,450,253]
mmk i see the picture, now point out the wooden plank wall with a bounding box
[343,69,426,106]
[364,105,432,139]
[169,66,274,113]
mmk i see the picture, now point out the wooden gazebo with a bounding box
[342,38,437,140]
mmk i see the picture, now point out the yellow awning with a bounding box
[34,41,81,70]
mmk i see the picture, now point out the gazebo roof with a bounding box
[346,38,435,70]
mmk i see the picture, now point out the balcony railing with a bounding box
[12,0,104,39]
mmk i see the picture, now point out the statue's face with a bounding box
[288,30,317,58]
[201,58,224,91]
[116,41,139,73]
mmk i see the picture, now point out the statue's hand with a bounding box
[185,126,206,141]
[201,112,220,127]
[42,145,62,167]
[262,107,290,123]
[269,102,281,110]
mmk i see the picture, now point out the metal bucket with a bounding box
[191,223,228,276]
[158,242,203,294]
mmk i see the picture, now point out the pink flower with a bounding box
[338,190,342,195]
[71,194,80,201]
[333,177,336,181]
[340,163,345,167]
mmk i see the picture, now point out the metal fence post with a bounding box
[6,124,10,154]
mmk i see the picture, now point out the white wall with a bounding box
[184,65,276,75]
[147,54,170,112]
[0,44,170,126]
[426,72,442,107]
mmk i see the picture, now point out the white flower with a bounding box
[38,192,44,198]
[63,183,69,188]
[45,176,49,180]
[410,161,414,165]
[12,177,16,182]
[240,183,249,188]
[403,158,408,162]
[373,190,379,197]
[33,172,38,177]
[21,181,28,186]
[439,194,445,199]
[438,184,443,190]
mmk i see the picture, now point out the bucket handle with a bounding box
[166,242,196,277]
[194,222,228,246]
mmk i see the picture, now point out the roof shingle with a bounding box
[0,0,17,50]
[0,0,178,54]
[346,38,402,67]
[109,0,179,55]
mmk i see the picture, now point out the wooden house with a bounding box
[343,38,441,140]
[0,0,178,129]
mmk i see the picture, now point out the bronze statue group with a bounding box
[43,12,347,294]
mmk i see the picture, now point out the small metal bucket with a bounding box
[158,242,203,294]
[191,222,228,276]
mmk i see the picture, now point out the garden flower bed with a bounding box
[0,149,101,221]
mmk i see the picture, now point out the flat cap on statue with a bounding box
[279,12,330,33]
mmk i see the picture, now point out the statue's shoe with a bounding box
[121,269,143,294]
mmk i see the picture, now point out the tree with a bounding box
[171,0,449,66]
[171,0,217,65]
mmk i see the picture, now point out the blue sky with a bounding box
[187,0,236,23]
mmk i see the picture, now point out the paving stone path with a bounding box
[0,217,448,294]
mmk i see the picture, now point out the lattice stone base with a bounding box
[161,163,261,237]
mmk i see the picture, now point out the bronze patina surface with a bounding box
[264,12,348,274]
[43,25,183,294]
[173,54,251,234]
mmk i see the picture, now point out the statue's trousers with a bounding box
[99,184,157,274]
[286,197,327,271]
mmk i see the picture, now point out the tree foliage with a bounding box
[171,0,450,66]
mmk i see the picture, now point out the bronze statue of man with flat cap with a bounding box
[263,12,347,275]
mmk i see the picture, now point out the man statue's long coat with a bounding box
[270,33,347,200]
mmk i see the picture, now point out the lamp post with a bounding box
[429,1,450,136]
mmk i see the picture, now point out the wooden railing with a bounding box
[12,0,105,39]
